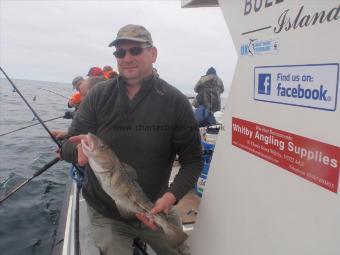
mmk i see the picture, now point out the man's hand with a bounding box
[52,130,68,140]
[68,135,89,166]
[53,130,68,159]
[151,192,176,215]
[63,111,73,119]
[135,213,158,231]
[136,192,177,231]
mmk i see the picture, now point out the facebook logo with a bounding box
[258,73,271,95]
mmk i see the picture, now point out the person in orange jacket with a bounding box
[67,76,84,108]
[53,76,105,139]
[103,65,119,79]
[68,92,82,108]
[87,66,104,77]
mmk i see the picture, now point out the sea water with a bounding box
[0,78,72,255]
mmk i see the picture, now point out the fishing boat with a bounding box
[3,0,338,253]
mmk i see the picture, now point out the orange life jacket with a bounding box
[68,91,82,106]
[104,70,118,80]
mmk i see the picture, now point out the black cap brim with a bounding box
[108,37,149,47]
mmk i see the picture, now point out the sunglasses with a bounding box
[113,45,151,59]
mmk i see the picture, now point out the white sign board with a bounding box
[254,63,339,111]
[189,1,340,254]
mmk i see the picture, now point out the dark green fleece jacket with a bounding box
[62,73,203,220]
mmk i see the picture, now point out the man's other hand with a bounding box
[68,135,89,166]
[136,192,176,231]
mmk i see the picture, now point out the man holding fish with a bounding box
[61,24,203,255]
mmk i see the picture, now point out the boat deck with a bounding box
[176,189,200,225]
[79,196,101,255]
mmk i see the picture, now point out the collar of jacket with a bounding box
[116,70,158,112]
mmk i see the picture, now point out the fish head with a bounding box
[81,133,118,172]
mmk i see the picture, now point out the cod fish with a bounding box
[81,133,188,248]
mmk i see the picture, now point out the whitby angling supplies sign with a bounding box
[232,117,340,193]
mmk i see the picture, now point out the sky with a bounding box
[0,0,237,95]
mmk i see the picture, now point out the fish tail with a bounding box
[154,216,188,248]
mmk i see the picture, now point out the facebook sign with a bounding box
[254,64,339,111]
[258,73,271,95]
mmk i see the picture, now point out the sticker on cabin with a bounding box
[254,63,339,111]
[240,38,279,56]
[232,117,340,193]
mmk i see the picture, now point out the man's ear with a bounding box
[150,47,157,63]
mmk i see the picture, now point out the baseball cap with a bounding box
[87,67,104,76]
[103,65,113,72]
[72,76,84,87]
[108,24,153,47]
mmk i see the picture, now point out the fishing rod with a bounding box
[0,67,82,193]
[0,115,64,137]
[0,67,62,149]
[0,157,60,203]
[38,87,68,99]
[0,67,83,167]
[1,67,81,255]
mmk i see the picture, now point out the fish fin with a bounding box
[115,201,135,219]
[122,163,138,180]
[155,216,189,248]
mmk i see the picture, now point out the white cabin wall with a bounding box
[189,0,340,254]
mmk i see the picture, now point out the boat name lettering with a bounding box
[243,1,339,34]
[244,0,285,16]
[274,5,340,33]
